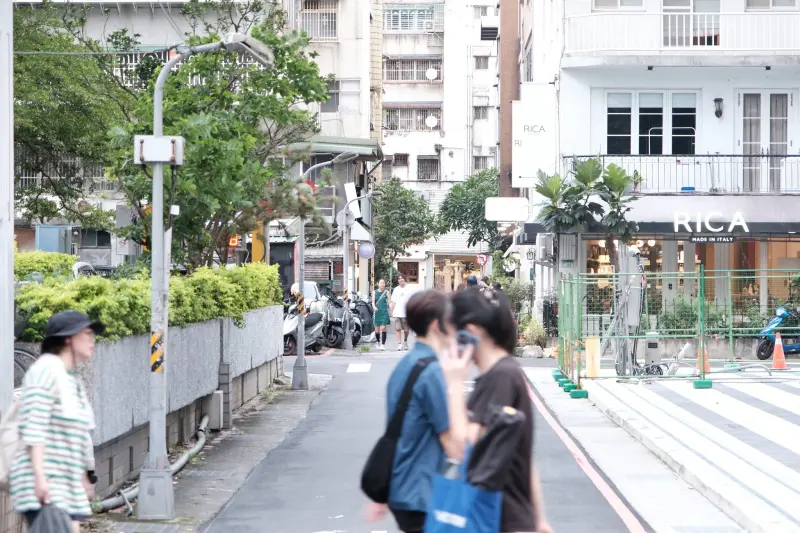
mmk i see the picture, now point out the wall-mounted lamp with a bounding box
[714,98,723,119]
[526,249,535,261]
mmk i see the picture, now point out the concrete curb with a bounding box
[584,381,796,533]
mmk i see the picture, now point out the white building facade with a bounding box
[381,0,499,289]
[14,0,382,293]
[516,0,800,315]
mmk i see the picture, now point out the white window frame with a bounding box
[383,107,442,131]
[746,0,799,10]
[473,156,492,171]
[384,5,436,32]
[473,106,489,119]
[321,79,360,113]
[383,57,443,82]
[592,0,645,11]
[300,0,339,42]
[604,90,700,155]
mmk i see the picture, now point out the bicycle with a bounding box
[13,344,39,389]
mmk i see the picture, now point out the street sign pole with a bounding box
[292,216,309,390]
[0,3,13,413]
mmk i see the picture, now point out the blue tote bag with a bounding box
[424,449,502,533]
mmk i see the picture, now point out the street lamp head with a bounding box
[332,151,359,164]
[222,33,274,68]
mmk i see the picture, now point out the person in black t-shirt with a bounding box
[440,288,552,533]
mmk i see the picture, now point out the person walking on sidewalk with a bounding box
[373,279,391,351]
[10,311,102,533]
[390,275,411,351]
[440,289,552,533]
[367,290,462,532]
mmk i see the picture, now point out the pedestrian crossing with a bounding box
[586,376,800,531]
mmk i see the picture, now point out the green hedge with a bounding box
[15,263,283,341]
[15,251,76,280]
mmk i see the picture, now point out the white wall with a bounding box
[560,66,800,156]
[382,0,498,184]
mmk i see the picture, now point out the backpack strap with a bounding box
[385,356,437,440]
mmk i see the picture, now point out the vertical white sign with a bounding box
[512,84,557,188]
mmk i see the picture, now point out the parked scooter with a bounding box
[324,298,348,348]
[350,294,374,345]
[283,303,325,356]
[756,305,800,360]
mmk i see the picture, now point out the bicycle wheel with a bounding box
[13,347,39,388]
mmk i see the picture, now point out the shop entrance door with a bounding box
[737,91,794,193]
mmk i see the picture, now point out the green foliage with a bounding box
[658,297,727,335]
[14,251,76,280]
[501,279,534,316]
[522,319,547,348]
[373,177,440,280]
[439,169,500,248]
[13,3,127,228]
[535,158,639,265]
[15,263,283,341]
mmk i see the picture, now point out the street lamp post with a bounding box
[340,192,375,352]
[0,1,13,414]
[292,152,357,391]
[136,34,275,521]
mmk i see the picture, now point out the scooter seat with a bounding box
[306,312,323,327]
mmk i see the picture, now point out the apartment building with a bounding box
[14,0,382,293]
[515,0,800,313]
[381,0,499,289]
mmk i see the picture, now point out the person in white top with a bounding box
[390,275,411,351]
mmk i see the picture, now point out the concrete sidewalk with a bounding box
[584,375,800,533]
[525,368,743,533]
[101,374,332,533]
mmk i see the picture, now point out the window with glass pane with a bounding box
[607,93,632,155]
[747,0,796,8]
[672,93,696,155]
[322,80,339,112]
[594,0,643,8]
[638,93,663,155]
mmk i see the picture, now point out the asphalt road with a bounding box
[199,347,644,533]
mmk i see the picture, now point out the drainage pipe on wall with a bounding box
[95,415,210,514]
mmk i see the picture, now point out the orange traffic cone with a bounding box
[773,332,788,370]
[696,343,710,373]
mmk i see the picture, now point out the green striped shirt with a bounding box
[9,356,94,517]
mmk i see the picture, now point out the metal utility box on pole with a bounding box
[134,34,275,520]
[0,0,13,413]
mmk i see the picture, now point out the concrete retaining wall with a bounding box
[69,305,284,497]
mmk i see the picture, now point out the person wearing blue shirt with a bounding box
[366,290,463,533]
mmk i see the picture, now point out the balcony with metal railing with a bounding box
[562,154,800,195]
[564,12,800,64]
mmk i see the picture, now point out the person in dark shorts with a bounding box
[439,288,552,533]
[390,275,412,350]
[366,290,462,532]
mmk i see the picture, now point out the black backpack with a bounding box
[361,356,437,503]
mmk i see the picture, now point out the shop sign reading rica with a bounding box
[673,211,749,234]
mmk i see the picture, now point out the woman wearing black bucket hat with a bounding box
[10,311,104,533]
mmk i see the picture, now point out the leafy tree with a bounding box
[438,168,500,249]
[373,178,440,281]
[102,3,331,268]
[13,4,129,228]
[535,158,638,269]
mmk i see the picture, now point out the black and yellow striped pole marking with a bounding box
[150,330,164,373]
[296,294,307,316]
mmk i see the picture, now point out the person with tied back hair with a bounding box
[367,290,462,532]
[439,288,552,533]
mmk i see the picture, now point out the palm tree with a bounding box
[534,158,638,271]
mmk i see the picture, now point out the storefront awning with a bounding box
[283,135,383,162]
[522,195,800,242]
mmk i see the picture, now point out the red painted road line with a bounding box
[320,348,334,357]
[523,374,648,533]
